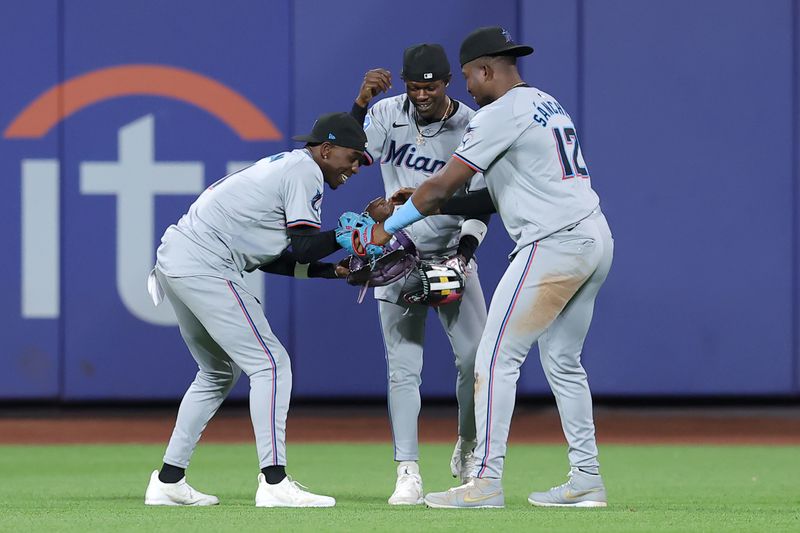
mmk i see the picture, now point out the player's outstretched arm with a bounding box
[257,249,348,279]
[369,158,477,245]
[410,158,477,214]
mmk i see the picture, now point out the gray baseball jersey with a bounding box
[364,94,482,257]
[157,149,324,281]
[448,86,613,480]
[153,148,325,471]
[363,94,488,467]
[364,94,483,303]
[454,86,600,257]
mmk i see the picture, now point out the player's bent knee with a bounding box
[194,369,237,391]
[387,368,422,387]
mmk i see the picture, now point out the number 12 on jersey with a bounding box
[553,127,589,180]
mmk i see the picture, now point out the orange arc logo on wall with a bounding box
[4,64,282,141]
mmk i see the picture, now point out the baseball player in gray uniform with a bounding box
[349,44,490,505]
[144,112,368,508]
[359,27,614,509]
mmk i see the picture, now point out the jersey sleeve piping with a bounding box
[286,219,322,229]
[452,153,484,173]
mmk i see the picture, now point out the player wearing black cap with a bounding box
[144,112,368,508]
[363,26,613,509]
[349,44,491,505]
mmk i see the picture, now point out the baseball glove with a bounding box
[336,211,384,259]
[346,230,418,287]
[400,260,466,307]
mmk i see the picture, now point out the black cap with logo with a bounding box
[459,26,534,67]
[292,112,368,152]
[401,43,451,82]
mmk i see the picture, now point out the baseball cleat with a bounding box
[528,467,607,508]
[424,478,504,509]
[255,474,335,508]
[450,438,477,484]
[144,470,219,506]
[388,461,423,505]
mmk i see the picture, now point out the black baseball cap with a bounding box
[459,26,534,67]
[292,112,368,152]
[401,43,451,82]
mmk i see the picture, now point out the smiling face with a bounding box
[364,197,393,222]
[405,78,450,121]
[319,144,363,190]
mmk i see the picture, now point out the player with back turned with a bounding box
[358,27,615,509]
[349,44,490,505]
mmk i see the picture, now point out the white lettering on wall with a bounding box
[80,115,204,325]
[21,159,59,318]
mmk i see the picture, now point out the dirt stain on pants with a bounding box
[514,273,590,336]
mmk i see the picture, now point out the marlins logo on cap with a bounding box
[459,26,534,66]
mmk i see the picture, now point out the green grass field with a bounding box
[0,443,798,532]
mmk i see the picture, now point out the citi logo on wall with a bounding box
[5,64,282,325]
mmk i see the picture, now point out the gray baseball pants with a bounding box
[378,264,487,461]
[156,269,291,470]
[472,211,614,479]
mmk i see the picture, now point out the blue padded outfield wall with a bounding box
[1,0,798,400]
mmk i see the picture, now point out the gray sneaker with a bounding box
[528,468,607,508]
[424,478,504,509]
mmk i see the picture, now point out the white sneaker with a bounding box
[255,474,335,508]
[144,470,219,506]
[388,461,423,505]
[450,438,477,484]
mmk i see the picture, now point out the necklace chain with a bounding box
[414,97,453,145]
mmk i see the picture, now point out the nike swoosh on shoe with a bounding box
[564,488,602,499]
[462,491,502,503]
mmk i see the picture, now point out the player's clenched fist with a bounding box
[334,257,351,279]
[356,68,392,108]
[390,187,416,205]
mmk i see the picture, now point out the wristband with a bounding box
[459,219,488,246]
[293,263,310,279]
[384,200,424,234]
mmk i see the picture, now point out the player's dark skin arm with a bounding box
[372,159,476,244]
[355,69,392,108]
[391,186,491,262]
[393,186,497,217]
[350,69,392,123]
[401,158,476,214]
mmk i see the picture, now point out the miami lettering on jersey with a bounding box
[381,140,447,174]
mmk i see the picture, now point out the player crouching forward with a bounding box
[145,112,369,508]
